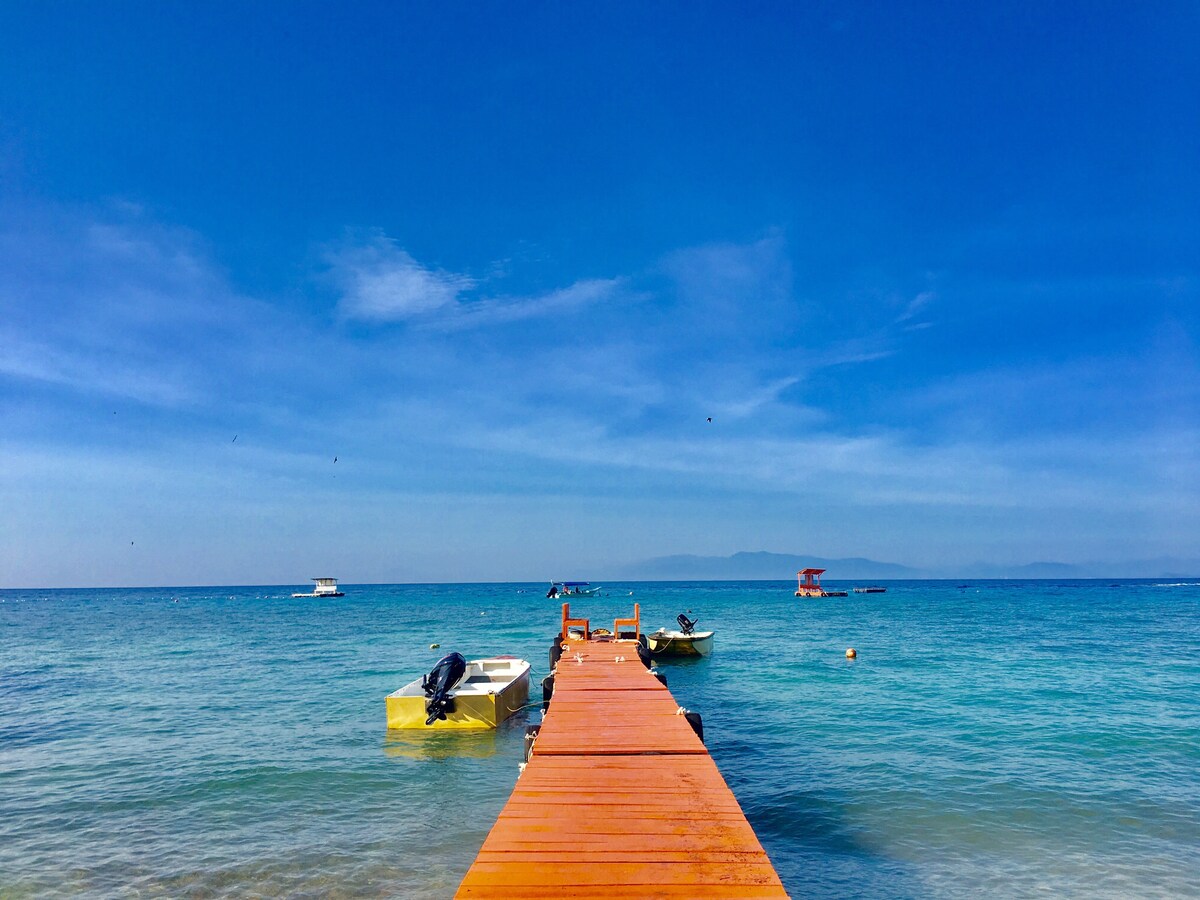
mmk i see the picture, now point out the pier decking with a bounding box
[455,606,788,898]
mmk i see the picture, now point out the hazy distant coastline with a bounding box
[612,550,1200,581]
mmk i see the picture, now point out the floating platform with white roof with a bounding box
[291,577,344,598]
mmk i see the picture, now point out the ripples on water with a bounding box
[2,581,1197,897]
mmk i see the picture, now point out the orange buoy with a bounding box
[846,648,857,659]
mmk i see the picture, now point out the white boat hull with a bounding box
[646,630,714,657]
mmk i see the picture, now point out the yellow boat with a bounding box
[385,655,531,730]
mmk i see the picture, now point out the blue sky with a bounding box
[1,2,1197,586]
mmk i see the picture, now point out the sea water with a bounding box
[1,581,1197,898]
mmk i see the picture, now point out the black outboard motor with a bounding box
[422,652,467,725]
[677,613,697,635]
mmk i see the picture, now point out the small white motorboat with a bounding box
[645,614,714,657]
[385,654,531,730]
[547,581,602,598]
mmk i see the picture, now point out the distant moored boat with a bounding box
[546,581,601,598]
[292,577,344,598]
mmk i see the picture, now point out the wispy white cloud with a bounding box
[329,232,625,330]
[662,232,797,343]
[330,233,474,321]
[713,375,804,419]
[0,208,267,407]
[897,289,935,323]
[905,345,1200,441]
[402,407,978,506]
[426,277,626,331]
[0,333,201,405]
[356,392,1200,519]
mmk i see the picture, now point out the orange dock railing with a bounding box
[455,604,788,898]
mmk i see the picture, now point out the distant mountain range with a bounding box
[612,550,1200,581]
[614,551,919,581]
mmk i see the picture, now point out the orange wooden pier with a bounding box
[455,603,788,899]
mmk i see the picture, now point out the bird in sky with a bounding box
[232,434,237,443]
[333,456,338,463]
[707,417,712,423]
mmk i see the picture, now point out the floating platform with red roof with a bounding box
[454,602,788,898]
[795,568,848,597]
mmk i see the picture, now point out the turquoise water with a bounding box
[2,581,1198,898]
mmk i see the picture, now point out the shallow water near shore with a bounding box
[2,580,1198,898]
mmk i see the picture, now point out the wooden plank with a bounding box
[517,765,729,784]
[459,886,788,899]
[480,833,765,852]
[474,850,778,864]
[540,697,685,710]
[508,788,744,806]
[492,811,753,825]
[532,742,708,755]
[525,763,729,777]
[502,803,746,820]
[459,861,784,887]
[509,785,736,800]
[531,738,706,751]
[530,739,705,753]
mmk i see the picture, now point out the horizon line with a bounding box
[4,576,1196,592]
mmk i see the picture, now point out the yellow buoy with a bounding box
[846,648,857,659]
[430,643,440,649]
